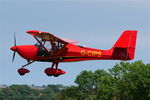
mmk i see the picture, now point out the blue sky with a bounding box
[0,0,150,86]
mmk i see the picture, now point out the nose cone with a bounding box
[10,45,38,61]
[10,46,18,51]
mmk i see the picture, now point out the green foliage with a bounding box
[0,60,149,100]
[55,60,150,100]
[0,84,66,100]
[109,60,150,100]
[54,86,79,100]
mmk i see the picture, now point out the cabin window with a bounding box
[34,40,65,57]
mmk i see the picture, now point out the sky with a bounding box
[0,0,150,86]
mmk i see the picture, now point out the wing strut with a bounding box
[34,36,50,55]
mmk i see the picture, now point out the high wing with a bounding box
[26,30,79,44]
[61,38,79,44]
[27,30,67,44]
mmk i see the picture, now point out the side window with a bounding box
[35,41,51,57]
[34,40,65,57]
[44,41,51,51]
[53,41,65,51]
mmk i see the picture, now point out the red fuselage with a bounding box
[10,43,132,63]
[10,30,137,63]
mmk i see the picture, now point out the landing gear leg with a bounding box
[18,61,34,76]
[53,62,59,77]
[22,61,34,68]
[44,62,66,77]
[55,62,58,69]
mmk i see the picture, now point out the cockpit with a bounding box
[34,40,65,57]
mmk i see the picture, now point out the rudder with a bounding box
[112,30,137,60]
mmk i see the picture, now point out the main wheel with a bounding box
[47,74,52,76]
[19,73,25,76]
[44,68,54,76]
[53,74,59,77]
[53,69,63,77]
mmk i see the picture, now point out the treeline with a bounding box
[0,84,66,100]
[0,60,150,100]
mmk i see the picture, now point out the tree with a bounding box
[55,60,150,100]
[109,60,150,100]
[54,86,78,100]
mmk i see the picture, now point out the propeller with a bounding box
[14,33,16,47]
[12,33,17,63]
[12,49,16,63]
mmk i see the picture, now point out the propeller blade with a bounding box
[12,51,16,63]
[14,33,16,46]
[12,33,17,63]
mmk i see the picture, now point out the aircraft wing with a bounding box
[60,38,79,44]
[27,30,79,44]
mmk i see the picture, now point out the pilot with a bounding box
[52,42,59,52]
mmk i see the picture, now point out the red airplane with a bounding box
[10,30,137,77]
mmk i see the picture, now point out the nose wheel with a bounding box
[17,61,34,76]
[18,68,30,76]
[44,62,66,77]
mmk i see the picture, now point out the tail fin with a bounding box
[111,30,137,60]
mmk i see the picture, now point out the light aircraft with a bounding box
[10,30,137,77]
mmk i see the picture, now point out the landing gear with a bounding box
[44,62,66,77]
[17,61,34,76]
[18,68,30,76]
[17,61,66,77]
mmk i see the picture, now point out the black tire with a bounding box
[46,74,52,76]
[19,73,25,76]
[53,74,59,77]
